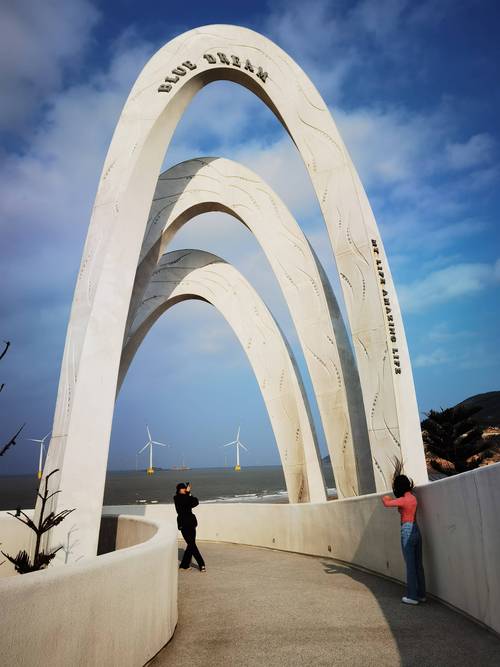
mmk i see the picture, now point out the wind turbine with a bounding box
[27,431,51,479]
[222,426,248,471]
[138,425,169,475]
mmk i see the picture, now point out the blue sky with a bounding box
[1,0,499,474]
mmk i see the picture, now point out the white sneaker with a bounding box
[402,597,419,605]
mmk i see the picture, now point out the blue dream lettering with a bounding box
[158,53,268,93]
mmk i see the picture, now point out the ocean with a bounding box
[0,464,336,510]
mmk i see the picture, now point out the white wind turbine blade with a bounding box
[236,426,240,441]
[152,440,168,447]
[146,425,152,442]
[223,440,237,447]
[138,442,150,454]
[238,441,248,452]
[27,430,51,444]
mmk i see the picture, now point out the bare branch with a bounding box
[0,423,26,456]
[40,508,75,534]
[7,511,37,532]
[46,468,60,482]
[0,340,10,361]
[4,467,74,573]
[45,490,62,501]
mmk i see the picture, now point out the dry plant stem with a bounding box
[1,468,74,573]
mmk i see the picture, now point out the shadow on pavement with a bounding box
[320,554,499,665]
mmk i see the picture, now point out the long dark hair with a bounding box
[392,457,414,498]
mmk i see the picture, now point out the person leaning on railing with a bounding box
[381,461,426,605]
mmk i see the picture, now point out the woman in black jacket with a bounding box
[174,482,206,571]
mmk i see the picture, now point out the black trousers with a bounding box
[180,525,205,569]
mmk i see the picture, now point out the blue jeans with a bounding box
[401,522,426,600]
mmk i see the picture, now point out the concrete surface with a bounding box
[152,541,500,667]
[43,23,426,561]
[0,509,35,578]
[0,516,178,667]
[140,461,500,635]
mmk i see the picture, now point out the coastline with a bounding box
[0,465,336,510]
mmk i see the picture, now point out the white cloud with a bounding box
[425,220,488,248]
[0,0,99,132]
[168,210,301,345]
[381,218,487,257]
[414,348,451,368]
[333,102,479,194]
[334,105,436,187]
[445,133,496,171]
[399,259,500,313]
[0,24,317,400]
[0,37,155,272]
[166,81,268,160]
[330,101,495,259]
[2,0,499,474]
[425,323,472,343]
[1,5,495,333]
[193,318,237,356]
[264,0,451,100]
[264,0,359,101]
[414,339,500,372]
[232,137,319,222]
[350,0,409,40]
[0,30,168,438]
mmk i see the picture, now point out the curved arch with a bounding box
[124,157,374,499]
[44,25,426,559]
[121,250,326,504]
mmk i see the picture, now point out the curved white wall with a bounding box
[0,515,178,666]
[140,463,500,636]
[1,463,498,665]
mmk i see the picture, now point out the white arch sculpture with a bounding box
[124,157,374,499]
[121,249,326,504]
[43,25,427,559]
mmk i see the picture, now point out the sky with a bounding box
[1,0,499,475]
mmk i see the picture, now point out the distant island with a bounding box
[424,391,500,475]
[457,391,500,427]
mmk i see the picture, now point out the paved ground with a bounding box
[151,541,500,667]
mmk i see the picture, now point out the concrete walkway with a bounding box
[151,542,500,667]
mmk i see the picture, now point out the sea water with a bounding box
[0,464,336,510]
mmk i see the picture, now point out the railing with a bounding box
[0,515,178,666]
[2,460,498,666]
[141,462,500,635]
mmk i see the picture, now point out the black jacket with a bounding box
[173,492,199,529]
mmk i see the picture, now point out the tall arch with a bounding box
[124,157,374,499]
[43,25,426,559]
[121,249,326,504]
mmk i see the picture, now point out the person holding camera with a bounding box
[174,482,206,571]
